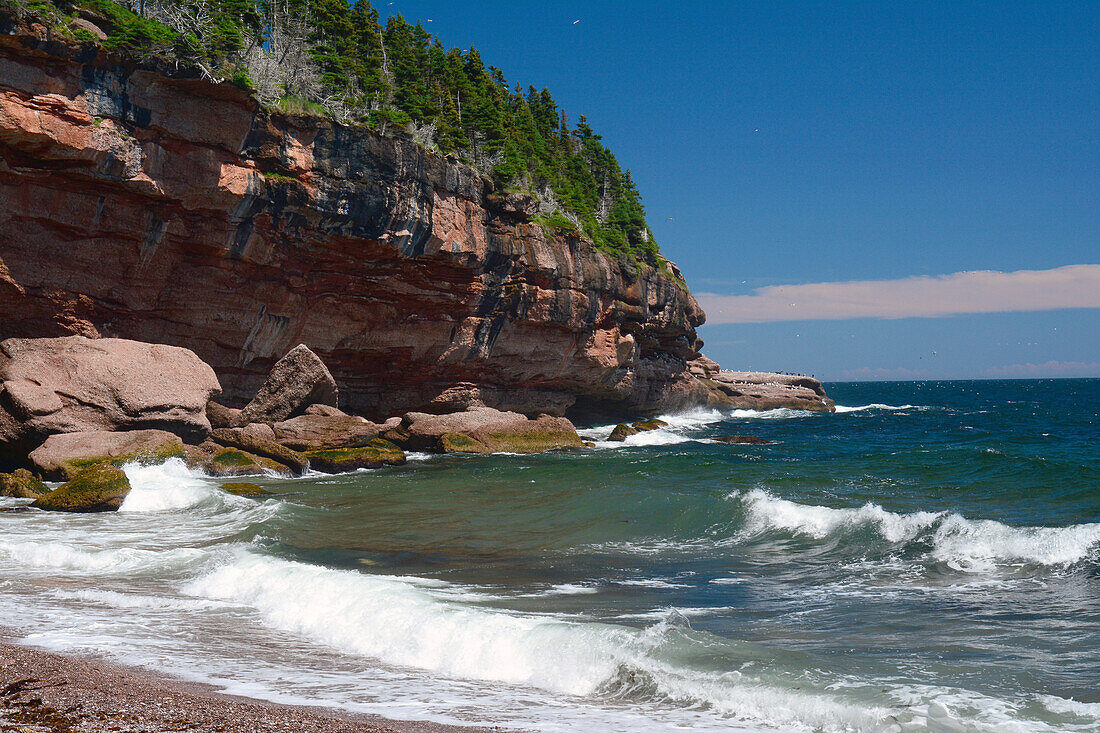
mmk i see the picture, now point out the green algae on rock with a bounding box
[305,440,406,473]
[31,464,131,512]
[0,469,48,498]
[608,424,639,442]
[219,482,270,498]
[632,419,669,432]
[27,430,186,481]
[200,448,294,478]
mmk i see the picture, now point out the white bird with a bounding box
[573,19,580,24]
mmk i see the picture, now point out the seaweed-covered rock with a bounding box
[210,427,307,475]
[219,482,270,498]
[440,415,584,454]
[305,439,406,473]
[31,464,131,512]
[0,468,48,498]
[200,447,294,477]
[632,418,668,431]
[401,408,581,454]
[608,423,639,441]
[28,429,184,481]
[235,345,338,426]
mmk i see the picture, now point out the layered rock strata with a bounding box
[0,21,712,421]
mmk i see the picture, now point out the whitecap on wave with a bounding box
[182,549,890,731]
[731,489,1100,571]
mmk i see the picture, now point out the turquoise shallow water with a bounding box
[1,379,1097,731]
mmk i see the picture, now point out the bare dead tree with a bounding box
[596,170,611,224]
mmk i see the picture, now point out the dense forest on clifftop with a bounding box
[3,0,661,265]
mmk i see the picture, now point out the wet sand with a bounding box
[0,637,501,733]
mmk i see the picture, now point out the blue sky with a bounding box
[380,1,1099,380]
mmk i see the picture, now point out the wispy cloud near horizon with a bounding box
[696,265,1100,324]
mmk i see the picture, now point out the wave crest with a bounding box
[734,490,1100,571]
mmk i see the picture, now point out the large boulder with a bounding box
[235,345,338,426]
[28,429,184,481]
[210,427,307,475]
[305,439,407,473]
[0,337,221,448]
[272,414,384,451]
[400,407,583,454]
[0,469,48,498]
[441,415,584,454]
[31,464,131,512]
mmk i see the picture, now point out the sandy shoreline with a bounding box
[0,635,501,733]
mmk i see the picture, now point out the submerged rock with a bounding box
[608,423,639,442]
[31,464,131,512]
[305,440,406,472]
[0,468,48,498]
[219,482,270,498]
[713,435,773,445]
[210,428,307,475]
[235,345,338,426]
[28,429,184,481]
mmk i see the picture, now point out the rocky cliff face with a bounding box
[0,20,710,420]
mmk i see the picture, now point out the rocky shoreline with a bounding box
[1,334,832,510]
[0,636,495,733]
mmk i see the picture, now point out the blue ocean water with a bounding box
[1,379,1097,732]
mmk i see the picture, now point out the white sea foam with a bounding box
[183,549,888,730]
[736,489,942,543]
[0,538,208,575]
[734,489,1100,570]
[929,515,1100,572]
[833,403,920,413]
[617,578,693,589]
[121,458,238,513]
[52,588,236,612]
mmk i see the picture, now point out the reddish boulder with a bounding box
[272,414,383,451]
[28,429,185,481]
[235,345,339,426]
[0,337,221,448]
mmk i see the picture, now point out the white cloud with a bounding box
[982,360,1100,379]
[696,264,1100,324]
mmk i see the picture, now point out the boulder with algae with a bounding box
[32,464,131,512]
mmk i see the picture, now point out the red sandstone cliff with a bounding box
[0,20,714,420]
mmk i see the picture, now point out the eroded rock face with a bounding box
[0,336,221,464]
[0,26,707,423]
[698,369,835,412]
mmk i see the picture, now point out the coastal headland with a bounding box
[0,9,832,486]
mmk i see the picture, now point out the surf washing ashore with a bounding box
[2,379,1097,732]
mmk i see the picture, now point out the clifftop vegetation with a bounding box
[3,0,662,265]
